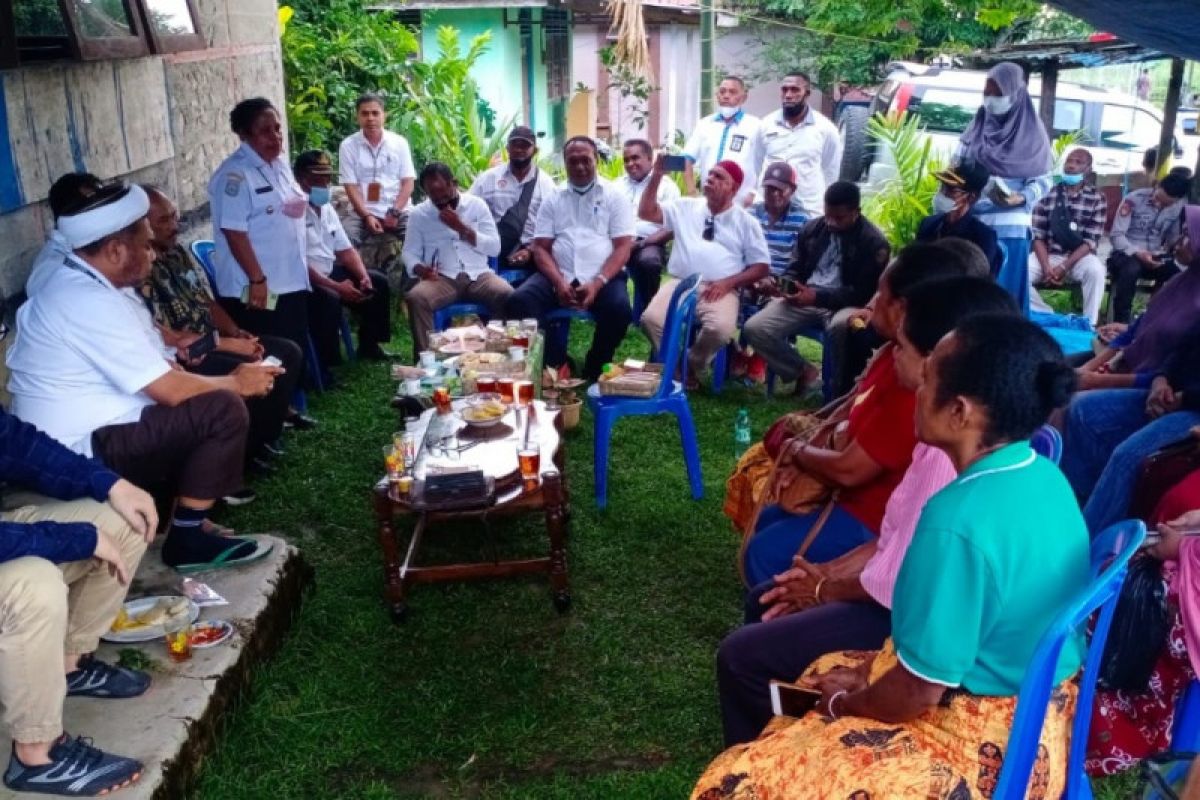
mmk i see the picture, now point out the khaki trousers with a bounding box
[404,272,514,353]
[641,277,740,378]
[0,495,147,742]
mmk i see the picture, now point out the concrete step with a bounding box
[0,534,312,799]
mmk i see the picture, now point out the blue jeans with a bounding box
[1061,388,1200,533]
[742,503,875,587]
[997,236,1031,318]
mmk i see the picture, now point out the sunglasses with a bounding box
[703,215,715,242]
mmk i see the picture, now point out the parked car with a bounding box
[842,62,1197,186]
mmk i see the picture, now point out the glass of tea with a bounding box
[514,379,534,406]
[498,377,516,404]
[164,616,193,663]
[383,445,403,482]
[476,374,498,394]
[518,445,541,487]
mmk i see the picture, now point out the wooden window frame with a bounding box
[135,0,204,55]
[59,0,152,60]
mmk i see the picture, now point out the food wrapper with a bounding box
[180,578,228,607]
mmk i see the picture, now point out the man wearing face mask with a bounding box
[469,126,556,273]
[403,162,510,355]
[683,76,764,206]
[916,160,1002,277]
[759,72,842,217]
[1027,148,1107,324]
[294,150,394,364]
[1107,169,1191,323]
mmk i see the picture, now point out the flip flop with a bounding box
[173,537,274,575]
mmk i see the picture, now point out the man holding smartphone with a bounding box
[504,137,635,381]
[1107,169,1190,323]
[294,150,394,363]
[617,139,680,313]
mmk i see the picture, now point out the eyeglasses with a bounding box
[702,216,715,242]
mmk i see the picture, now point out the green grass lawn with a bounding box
[195,317,1141,799]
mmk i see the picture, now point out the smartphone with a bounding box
[769,680,821,718]
[240,285,279,310]
[185,330,218,361]
[776,275,800,296]
[663,154,688,173]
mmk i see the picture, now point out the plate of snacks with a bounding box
[189,620,235,649]
[459,393,507,428]
[103,596,201,644]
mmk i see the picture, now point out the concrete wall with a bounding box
[0,0,285,299]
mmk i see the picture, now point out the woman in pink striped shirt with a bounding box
[716,276,1017,746]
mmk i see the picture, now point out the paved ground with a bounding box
[0,535,311,799]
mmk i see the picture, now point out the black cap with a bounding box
[508,125,537,144]
[293,149,335,176]
[934,160,990,195]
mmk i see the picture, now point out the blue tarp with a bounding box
[1048,1,1200,62]
[1030,311,1096,356]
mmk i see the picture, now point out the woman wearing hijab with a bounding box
[957,62,1055,315]
[1061,208,1200,533]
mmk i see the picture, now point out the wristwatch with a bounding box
[594,274,609,287]
[385,208,402,220]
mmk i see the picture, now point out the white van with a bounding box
[842,62,1197,186]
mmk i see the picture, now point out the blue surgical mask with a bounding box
[308,185,331,206]
[982,95,1013,116]
[932,192,958,214]
[1058,172,1084,186]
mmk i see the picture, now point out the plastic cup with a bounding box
[498,378,516,404]
[383,445,403,482]
[476,374,498,394]
[514,379,534,406]
[164,617,193,663]
[508,346,526,362]
[419,350,437,369]
[404,377,422,395]
[518,445,541,487]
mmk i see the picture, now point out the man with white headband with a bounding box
[7,182,282,573]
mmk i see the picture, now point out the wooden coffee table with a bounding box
[371,400,570,622]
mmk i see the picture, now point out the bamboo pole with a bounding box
[700,0,714,116]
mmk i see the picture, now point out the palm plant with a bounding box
[861,111,946,249]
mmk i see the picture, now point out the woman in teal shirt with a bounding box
[692,314,1090,799]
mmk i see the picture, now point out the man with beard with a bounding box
[469,126,557,273]
[616,138,679,312]
[7,183,281,572]
[760,72,842,216]
[504,137,635,380]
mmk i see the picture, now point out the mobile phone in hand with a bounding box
[663,155,687,173]
[770,680,821,717]
[776,276,800,296]
[185,330,218,361]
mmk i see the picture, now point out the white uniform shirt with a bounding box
[24,231,71,298]
[6,255,171,456]
[207,143,310,297]
[661,197,771,283]
[760,108,843,216]
[338,130,417,219]
[304,203,354,278]
[618,173,681,239]
[468,164,556,246]
[683,110,765,204]
[401,193,501,281]
[533,181,636,283]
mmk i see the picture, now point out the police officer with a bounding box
[207,97,311,354]
[1107,169,1191,323]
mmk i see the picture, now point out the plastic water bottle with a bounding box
[734,408,752,459]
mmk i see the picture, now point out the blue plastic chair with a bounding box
[190,239,327,394]
[992,519,1146,800]
[433,303,491,332]
[1030,424,1064,465]
[488,257,529,289]
[586,274,703,509]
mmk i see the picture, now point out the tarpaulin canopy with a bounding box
[1047,0,1200,62]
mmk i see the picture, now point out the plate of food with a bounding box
[103,596,201,644]
[459,394,507,428]
[190,620,235,649]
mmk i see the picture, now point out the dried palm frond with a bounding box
[606,0,651,78]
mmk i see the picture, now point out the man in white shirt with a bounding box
[25,172,104,298]
[617,139,680,315]
[337,93,417,275]
[402,162,511,354]
[469,125,556,273]
[293,150,394,363]
[638,158,770,386]
[7,183,281,572]
[760,72,843,216]
[683,76,764,206]
[504,137,636,380]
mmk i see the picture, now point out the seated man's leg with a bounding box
[627,243,665,313]
[329,265,393,359]
[742,299,828,384]
[717,598,892,746]
[689,291,740,378]
[504,274,563,365]
[405,275,463,356]
[638,277,681,355]
[583,279,633,381]
[824,307,857,397]
[1027,252,1057,314]
[1106,252,1142,325]
[1071,252,1106,325]
[462,272,515,320]
[92,391,255,569]
[307,283,347,367]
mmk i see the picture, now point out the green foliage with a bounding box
[600,45,658,131]
[280,4,506,187]
[862,110,945,248]
[1052,128,1090,168]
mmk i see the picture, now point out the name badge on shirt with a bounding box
[730,135,746,153]
[367,182,382,202]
